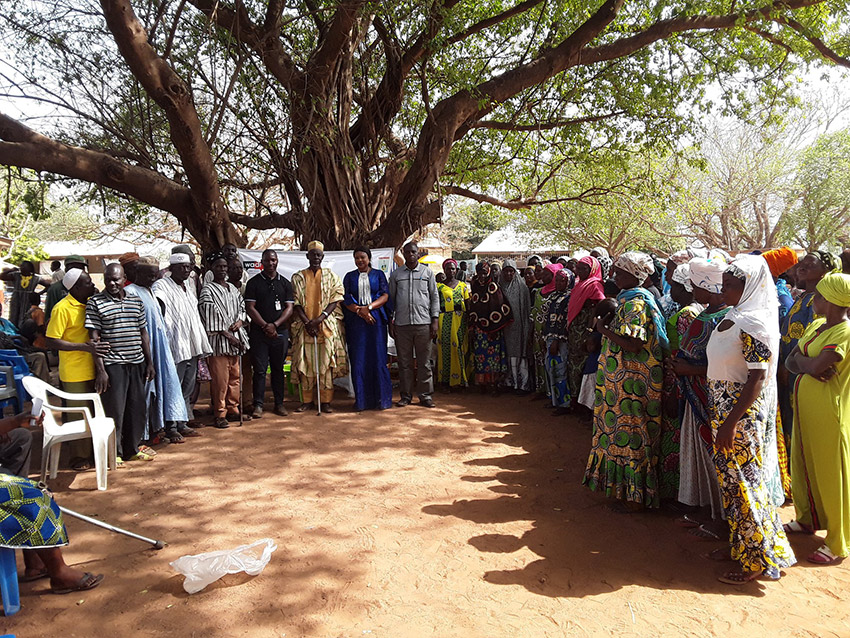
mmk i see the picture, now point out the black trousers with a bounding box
[101,362,146,459]
[249,328,289,407]
[0,428,33,477]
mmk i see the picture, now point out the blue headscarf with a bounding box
[616,287,670,350]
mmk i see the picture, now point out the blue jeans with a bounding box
[249,328,289,407]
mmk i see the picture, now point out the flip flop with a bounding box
[20,569,49,582]
[138,445,157,456]
[70,458,95,472]
[717,570,762,586]
[807,545,842,565]
[51,572,104,595]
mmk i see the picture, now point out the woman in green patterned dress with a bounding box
[583,252,669,513]
[530,264,563,397]
[1,473,104,594]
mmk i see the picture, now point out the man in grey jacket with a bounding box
[388,242,439,408]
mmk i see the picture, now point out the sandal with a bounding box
[688,525,723,541]
[166,430,185,444]
[115,456,126,469]
[70,457,94,472]
[807,545,842,565]
[675,514,702,529]
[294,402,315,413]
[717,570,762,586]
[138,445,157,457]
[127,451,155,462]
[702,547,734,562]
[213,417,230,429]
[783,520,814,535]
[51,572,104,595]
[20,568,49,582]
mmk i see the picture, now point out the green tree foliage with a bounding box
[783,128,850,251]
[0,1,848,250]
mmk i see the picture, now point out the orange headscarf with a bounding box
[761,247,797,278]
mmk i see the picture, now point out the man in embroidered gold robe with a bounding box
[291,241,348,413]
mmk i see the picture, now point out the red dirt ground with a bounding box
[3,389,850,637]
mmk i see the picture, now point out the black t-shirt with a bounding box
[244,272,295,329]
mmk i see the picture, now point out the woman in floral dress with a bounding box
[705,255,796,584]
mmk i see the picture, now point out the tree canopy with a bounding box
[1,0,848,250]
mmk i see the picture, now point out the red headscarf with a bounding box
[539,263,564,296]
[566,256,605,326]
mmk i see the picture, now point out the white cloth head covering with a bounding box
[613,251,654,281]
[591,247,609,258]
[170,253,191,265]
[671,263,693,292]
[688,257,726,293]
[62,268,84,291]
[725,255,780,365]
[709,248,731,262]
[669,249,694,266]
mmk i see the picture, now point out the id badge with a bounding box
[274,300,282,311]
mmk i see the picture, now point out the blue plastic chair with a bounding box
[0,365,19,412]
[0,351,30,406]
[0,547,20,616]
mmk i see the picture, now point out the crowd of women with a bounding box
[432,246,850,586]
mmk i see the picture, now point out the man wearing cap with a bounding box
[291,241,347,413]
[44,255,87,322]
[152,250,212,440]
[46,268,110,470]
[388,241,439,408]
[86,263,155,463]
[244,248,295,418]
[118,252,141,286]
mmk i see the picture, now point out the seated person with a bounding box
[19,292,48,348]
[0,302,50,381]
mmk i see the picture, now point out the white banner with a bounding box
[237,248,396,280]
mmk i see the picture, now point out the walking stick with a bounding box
[314,333,322,416]
[238,349,244,427]
[58,506,165,549]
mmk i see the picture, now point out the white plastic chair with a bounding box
[22,376,117,491]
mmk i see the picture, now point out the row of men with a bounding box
[23,240,441,468]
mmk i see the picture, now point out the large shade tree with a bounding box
[0,0,848,250]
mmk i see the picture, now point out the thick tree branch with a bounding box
[443,185,619,210]
[101,0,239,246]
[0,112,193,217]
[771,15,850,68]
[446,0,545,46]
[470,111,627,131]
[307,1,368,92]
[229,210,297,230]
[187,0,304,90]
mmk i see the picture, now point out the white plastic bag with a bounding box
[170,538,277,594]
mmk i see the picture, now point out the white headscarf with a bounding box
[591,247,609,258]
[613,251,654,281]
[688,257,726,293]
[725,255,780,365]
[671,263,693,292]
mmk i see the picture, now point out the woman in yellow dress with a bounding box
[436,259,471,389]
[784,272,850,564]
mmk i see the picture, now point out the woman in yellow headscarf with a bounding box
[784,272,850,564]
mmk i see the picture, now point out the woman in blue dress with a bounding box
[343,247,393,411]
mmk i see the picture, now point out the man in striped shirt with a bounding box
[86,263,155,464]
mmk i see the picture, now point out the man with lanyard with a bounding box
[244,249,295,418]
[86,263,155,464]
[44,255,87,322]
[290,241,347,413]
[152,251,212,440]
[46,269,111,470]
[388,241,439,408]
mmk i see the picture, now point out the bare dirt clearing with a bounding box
[4,390,849,637]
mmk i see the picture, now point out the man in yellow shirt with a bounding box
[45,269,110,471]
